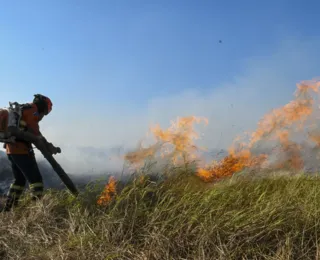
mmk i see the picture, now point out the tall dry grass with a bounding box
[1,169,320,259]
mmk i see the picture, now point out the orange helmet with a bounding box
[33,94,53,115]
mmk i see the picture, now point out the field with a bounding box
[1,169,320,260]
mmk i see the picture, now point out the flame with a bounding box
[197,149,267,182]
[308,131,320,146]
[274,130,304,170]
[249,80,320,146]
[197,79,320,182]
[124,116,208,168]
[97,176,117,206]
[118,78,320,186]
[124,143,161,166]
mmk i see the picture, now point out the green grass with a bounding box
[1,169,320,259]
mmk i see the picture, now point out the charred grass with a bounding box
[1,170,320,259]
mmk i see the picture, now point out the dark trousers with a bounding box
[4,153,44,210]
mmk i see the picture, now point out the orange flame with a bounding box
[124,116,208,168]
[121,79,320,185]
[97,176,117,206]
[196,150,267,182]
[197,79,320,182]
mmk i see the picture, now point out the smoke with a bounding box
[36,36,320,175]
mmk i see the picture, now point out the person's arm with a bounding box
[26,119,60,155]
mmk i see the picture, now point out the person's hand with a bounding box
[51,146,61,155]
[47,142,61,155]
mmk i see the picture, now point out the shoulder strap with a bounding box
[19,103,33,111]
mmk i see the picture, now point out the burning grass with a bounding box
[4,78,320,258]
[121,79,320,185]
[1,171,320,259]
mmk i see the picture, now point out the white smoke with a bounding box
[22,36,320,174]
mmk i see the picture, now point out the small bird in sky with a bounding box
[219,40,222,43]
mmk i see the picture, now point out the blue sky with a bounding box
[1,1,320,171]
[1,1,319,105]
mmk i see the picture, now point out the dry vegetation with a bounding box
[2,79,320,259]
[1,169,320,260]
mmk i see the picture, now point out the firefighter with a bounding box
[1,94,58,212]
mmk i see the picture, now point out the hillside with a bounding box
[1,171,320,259]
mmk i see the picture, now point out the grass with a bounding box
[1,168,320,259]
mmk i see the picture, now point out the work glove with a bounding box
[46,142,61,155]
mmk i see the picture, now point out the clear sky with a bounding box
[1,1,320,172]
